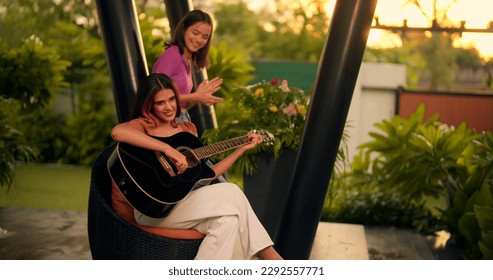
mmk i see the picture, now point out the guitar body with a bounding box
[107,132,216,218]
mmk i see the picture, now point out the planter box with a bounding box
[243,150,297,240]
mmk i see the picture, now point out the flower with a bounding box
[202,78,310,174]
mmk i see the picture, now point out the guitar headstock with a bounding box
[253,130,275,146]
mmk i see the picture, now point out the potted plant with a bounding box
[202,77,310,238]
[202,77,309,174]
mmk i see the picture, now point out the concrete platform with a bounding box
[310,222,369,259]
[0,207,462,260]
[232,222,369,260]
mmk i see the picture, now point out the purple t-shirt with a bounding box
[152,45,192,108]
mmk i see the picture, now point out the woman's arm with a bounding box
[111,122,188,173]
[210,131,263,177]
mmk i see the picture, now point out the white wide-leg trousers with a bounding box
[134,183,274,260]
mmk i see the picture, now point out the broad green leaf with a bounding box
[458,212,481,243]
[478,240,493,260]
[474,205,493,232]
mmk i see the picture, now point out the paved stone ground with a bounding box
[365,226,463,260]
[0,207,91,260]
[0,207,462,260]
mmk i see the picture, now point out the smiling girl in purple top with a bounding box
[152,9,223,122]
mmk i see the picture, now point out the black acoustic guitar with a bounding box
[107,130,274,218]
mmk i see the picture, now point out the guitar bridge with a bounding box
[155,151,177,177]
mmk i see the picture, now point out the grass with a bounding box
[0,163,243,213]
[0,163,91,212]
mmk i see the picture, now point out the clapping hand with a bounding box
[196,77,223,106]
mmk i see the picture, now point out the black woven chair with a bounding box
[87,144,204,260]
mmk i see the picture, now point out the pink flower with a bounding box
[282,104,297,116]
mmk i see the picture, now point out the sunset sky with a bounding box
[368,0,493,59]
[248,0,493,59]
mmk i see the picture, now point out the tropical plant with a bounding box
[446,131,493,259]
[207,41,255,99]
[0,36,70,110]
[336,104,493,259]
[0,97,36,188]
[202,78,310,174]
[60,77,115,165]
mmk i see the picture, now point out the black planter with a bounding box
[243,150,297,240]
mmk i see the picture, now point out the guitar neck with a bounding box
[193,135,251,159]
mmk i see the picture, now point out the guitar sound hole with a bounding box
[186,157,198,168]
[177,147,199,168]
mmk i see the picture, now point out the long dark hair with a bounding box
[166,9,213,70]
[129,73,181,124]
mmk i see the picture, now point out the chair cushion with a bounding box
[111,181,205,240]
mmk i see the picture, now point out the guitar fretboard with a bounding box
[193,135,251,159]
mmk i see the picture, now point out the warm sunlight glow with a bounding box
[368,0,493,59]
[250,0,493,59]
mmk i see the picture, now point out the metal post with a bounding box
[164,0,218,136]
[275,0,378,259]
[94,0,148,123]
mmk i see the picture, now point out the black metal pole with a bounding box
[95,0,148,123]
[164,0,218,136]
[275,0,378,259]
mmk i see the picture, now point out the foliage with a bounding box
[207,42,255,99]
[20,108,67,163]
[211,1,263,57]
[211,0,328,61]
[0,97,36,189]
[444,131,493,259]
[419,33,457,89]
[329,104,493,259]
[322,187,441,233]
[364,0,489,90]
[0,36,70,110]
[202,78,309,175]
[455,47,484,68]
[61,76,115,166]
[137,8,168,73]
[0,0,117,167]
[0,35,70,178]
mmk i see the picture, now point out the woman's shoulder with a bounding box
[178,122,198,136]
[164,45,181,56]
[153,45,183,74]
[129,117,156,129]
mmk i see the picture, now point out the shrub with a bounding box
[324,104,493,259]
[203,78,309,174]
[0,97,36,188]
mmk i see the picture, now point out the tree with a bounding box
[211,0,331,61]
[0,36,72,168]
[0,37,70,109]
[211,1,262,58]
[0,0,117,165]
[404,0,459,89]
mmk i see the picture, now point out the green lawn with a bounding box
[0,164,243,213]
[0,163,91,212]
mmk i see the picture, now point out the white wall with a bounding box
[345,63,406,160]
